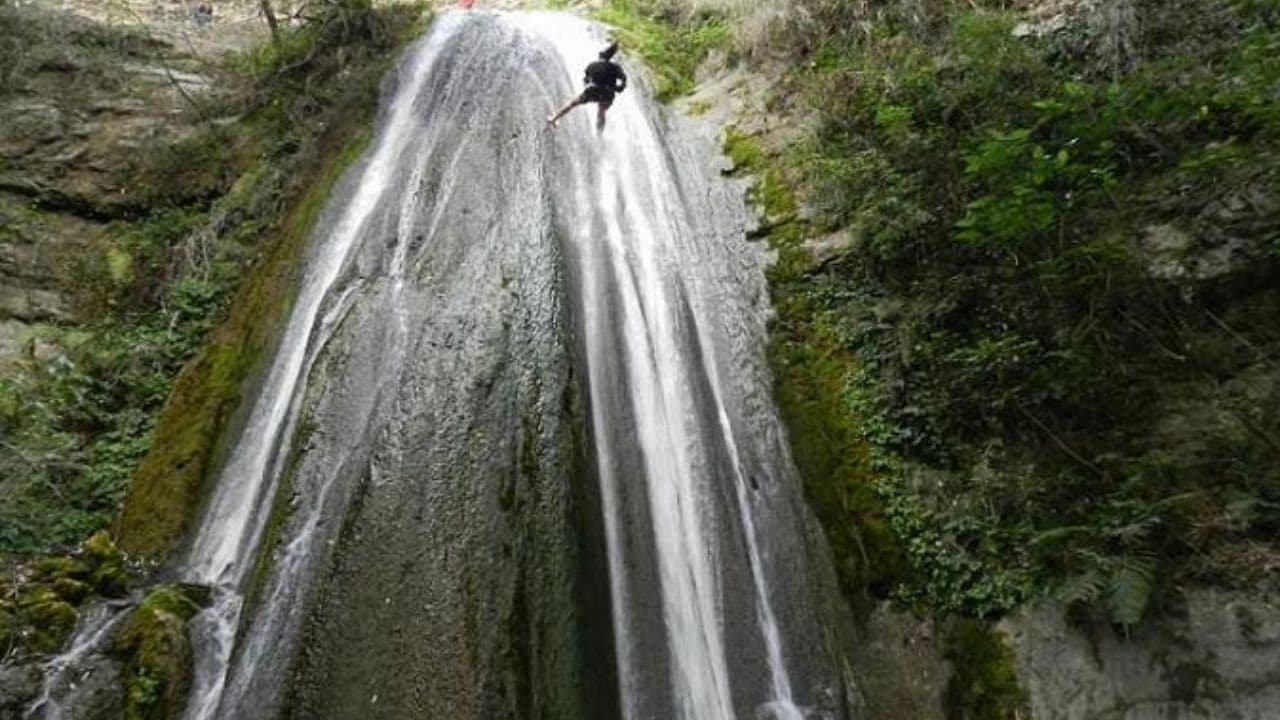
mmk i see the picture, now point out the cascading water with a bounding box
[30,9,860,720]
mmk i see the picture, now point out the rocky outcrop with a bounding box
[0,6,228,366]
[0,191,102,350]
[1003,591,1280,720]
[0,11,219,218]
[846,591,1280,720]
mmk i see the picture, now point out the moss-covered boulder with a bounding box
[21,599,79,654]
[113,585,207,720]
[51,576,92,603]
[83,530,129,598]
[33,556,90,583]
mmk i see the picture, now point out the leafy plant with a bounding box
[596,0,729,101]
[732,0,1280,623]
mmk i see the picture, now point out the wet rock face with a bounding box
[199,17,620,720]
[0,664,42,720]
[1002,591,1280,720]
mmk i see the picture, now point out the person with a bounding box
[547,42,627,132]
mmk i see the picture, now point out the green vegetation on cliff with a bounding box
[595,0,730,101]
[742,0,1280,625]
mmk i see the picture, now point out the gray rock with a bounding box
[0,318,33,364]
[1138,223,1196,280]
[1001,590,1280,720]
[850,604,949,720]
[0,663,41,720]
[804,228,858,269]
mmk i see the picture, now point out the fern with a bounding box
[1059,565,1107,607]
[1029,525,1091,549]
[1106,553,1156,629]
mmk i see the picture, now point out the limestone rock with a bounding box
[1001,590,1280,720]
[804,228,858,270]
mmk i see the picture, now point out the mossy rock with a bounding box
[33,556,90,583]
[91,563,130,599]
[18,585,61,607]
[128,586,205,624]
[51,577,92,604]
[943,618,1028,720]
[22,600,78,654]
[768,314,905,615]
[83,530,125,567]
[84,531,130,598]
[114,586,208,720]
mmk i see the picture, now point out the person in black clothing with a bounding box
[548,42,627,132]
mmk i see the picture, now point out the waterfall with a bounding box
[28,10,857,720]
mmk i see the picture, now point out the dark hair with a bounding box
[599,42,619,60]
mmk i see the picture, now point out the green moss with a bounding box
[115,129,370,561]
[84,530,130,597]
[595,0,729,102]
[110,3,421,563]
[685,98,712,117]
[943,619,1027,720]
[722,126,807,276]
[83,529,124,564]
[34,556,91,583]
[769,310,904,617]
[51,577,91,603]
[723,126,765,170]
[22,600,78,654]
[114,585,207,720]
[726,126,905,615]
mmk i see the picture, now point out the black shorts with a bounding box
[577,84,616,107]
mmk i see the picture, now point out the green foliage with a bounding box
[0,209,232,555]
[742,0,1280,620]
[596,0,729,101]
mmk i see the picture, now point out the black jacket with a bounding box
[584,60,627,93]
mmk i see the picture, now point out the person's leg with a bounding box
[548,95,585,126]
[595,99,613,132]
